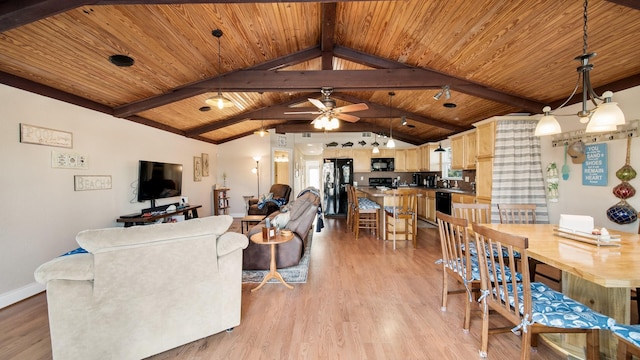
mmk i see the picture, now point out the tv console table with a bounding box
[117,205,202,227]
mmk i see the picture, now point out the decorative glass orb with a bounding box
[606,200,638,224]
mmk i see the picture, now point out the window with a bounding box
[442,147,463,180]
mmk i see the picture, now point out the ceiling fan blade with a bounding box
[284,111,322,115]
[334,103,368,113]
[336,113,360,122]
[308,98,327,110]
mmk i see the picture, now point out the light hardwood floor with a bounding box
[1,218,570,360]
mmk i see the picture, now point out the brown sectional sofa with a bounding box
[243,188,321,270]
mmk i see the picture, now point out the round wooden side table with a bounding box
[249,231,295,292]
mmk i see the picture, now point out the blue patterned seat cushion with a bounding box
[465,242,521,259]
[500,282,614,329]
[611,324,640,348]
[443,255,522,283]
[358,198,380,210]
[384,206,414,215]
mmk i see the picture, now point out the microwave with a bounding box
[371,158,394,171]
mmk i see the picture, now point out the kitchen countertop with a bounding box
[355,186,475,196]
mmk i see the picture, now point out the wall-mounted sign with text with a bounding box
[582,143,607,186]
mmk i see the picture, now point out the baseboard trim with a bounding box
[0,282,45,309]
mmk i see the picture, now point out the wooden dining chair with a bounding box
[452,202,491,225]
[384,189,418,250]
[346,184,355,232]
[611,324,640,359]
[497,203,561,289]
[353,188,380,240]
[472,223,611,360]
[436,211,478,332]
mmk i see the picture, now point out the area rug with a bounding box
[242,235,312,284]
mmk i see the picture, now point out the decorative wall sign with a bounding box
[20,123,73,148]
[74,175,112,191]
[582,143,607,186]
[201,153,209,177]
[193,156,202,182]
[277,135,287,146]
[52,151,88,169]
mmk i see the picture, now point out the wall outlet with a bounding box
[464,176,469,182]
[181,196,189,205]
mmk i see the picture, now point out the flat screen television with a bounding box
[137,160,183,208]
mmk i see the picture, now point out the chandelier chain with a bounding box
[582,0,588,55]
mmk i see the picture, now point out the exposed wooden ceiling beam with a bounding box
[320,3,337,70]
[605,0,640,11]
[274,122,424,145]
[113,47,321,118]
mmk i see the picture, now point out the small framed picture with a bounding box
[193,156,202,182]
[201,153,209,177]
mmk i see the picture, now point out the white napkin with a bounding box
[559,214,594,234]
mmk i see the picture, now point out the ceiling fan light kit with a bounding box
[206,29,234,110]
[287,87,367,131]
[534,0,625,137]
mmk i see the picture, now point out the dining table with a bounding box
[482,223,640,360]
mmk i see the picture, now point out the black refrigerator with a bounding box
[322,158,353,216]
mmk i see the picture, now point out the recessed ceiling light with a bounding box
[108,54,134,67]
[443,102,457,108]
[199,106,211,112]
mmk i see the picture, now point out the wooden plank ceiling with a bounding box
[1,0,640,145]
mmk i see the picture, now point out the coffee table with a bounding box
[249,231,295,292]
[240,215,266,234]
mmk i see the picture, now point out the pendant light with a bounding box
[205,29,234,110]
[534,0,625,136]
[387,92,396,148]
[434,143,446,152]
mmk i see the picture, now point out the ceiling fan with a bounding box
[285,87,368,130]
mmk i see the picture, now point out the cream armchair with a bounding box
[34,215,248,360]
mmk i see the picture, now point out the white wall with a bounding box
[538,86,640,233]
[0,85,218,308]
[2,82,639,308]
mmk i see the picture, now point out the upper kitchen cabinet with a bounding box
[450,129,477,170]
[429,144,442,172]
[476,121,496,159]
[373,148,395,158]
[405,148,420,172]
[352,149,371,172]
[323,148,352,159]
[394,149,406,172]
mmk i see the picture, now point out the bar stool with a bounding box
[384,189,418,250]
[353,189,380,240]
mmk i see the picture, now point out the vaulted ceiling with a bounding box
[1,0,640,145]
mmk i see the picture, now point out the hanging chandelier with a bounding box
[205,29,235,110]
[535,0,625,136]
[387,92,396,148]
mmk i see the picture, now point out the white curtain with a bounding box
[491,120,549,223]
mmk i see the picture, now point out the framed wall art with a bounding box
[20,123,73,148]
[74,175,112,191]
[194,156,202,182]
[202,153,209,177]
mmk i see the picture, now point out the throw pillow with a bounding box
[271,211,291,229]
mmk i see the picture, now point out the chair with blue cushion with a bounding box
[611,323,640,359]
[351,185,380,240]
[497,203,561,290]
[436,211,479,332]
[472,222,613,360]
[384,188,418,249]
